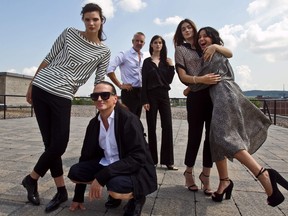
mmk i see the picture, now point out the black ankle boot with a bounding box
[21,175,40,205]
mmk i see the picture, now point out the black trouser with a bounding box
[121,87,142,118]
[32,86,71,177]
[68,160,133,203]
[185,88,213,168]
[146,88,174,165]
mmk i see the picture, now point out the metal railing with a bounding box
[0,94,33,119]
[248,98,288,125]
[1,94,288,125]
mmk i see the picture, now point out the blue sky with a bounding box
[1,0,287,98]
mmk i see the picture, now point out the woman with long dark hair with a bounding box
[141,35,177,170]
[174,19,232,195]
[195,26,287,207]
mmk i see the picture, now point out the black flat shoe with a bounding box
[21,175,40,205]
[45,191,68,213]
[123,197,146,216]
[105,195,122,209]
[166,165,178,171]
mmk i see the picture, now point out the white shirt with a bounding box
[107,47,143,87]
[98,110,119,166]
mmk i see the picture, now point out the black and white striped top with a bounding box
[32,27,111,100]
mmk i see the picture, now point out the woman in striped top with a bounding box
[22,3,110,213]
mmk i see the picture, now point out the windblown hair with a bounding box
[173,18,197,47]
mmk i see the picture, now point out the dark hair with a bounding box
[81,3,107,41]
[149,35,168,65]
[173,19,197,47]
[95,81,130,110]
[95,81,117,95]
[197,26,224,49]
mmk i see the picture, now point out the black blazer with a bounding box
[79,103,157,198]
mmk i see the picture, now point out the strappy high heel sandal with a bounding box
[183,170,198,192]
[199,172,213,196]
[256,167,288,207]
[212,177,234,202]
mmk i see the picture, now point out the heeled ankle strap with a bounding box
[184,170,192,175]
[200,172,209,178]
[220,177,230,181]
[255,167,267,178]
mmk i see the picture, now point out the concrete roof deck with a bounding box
[0,116,288,216]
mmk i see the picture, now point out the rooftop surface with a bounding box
[1,116,288,216]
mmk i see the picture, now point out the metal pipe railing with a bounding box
[0,94,33,119]
[1,95,287,124]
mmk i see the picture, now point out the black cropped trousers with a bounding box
[185,88,213,168]
[32,86,71,178]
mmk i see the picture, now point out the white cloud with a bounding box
[154,16,183,26]
[234,65,257,90]
[82,0,115,18]
[219,24,244,50]
[22,67,37,76]
[163,32,175,40]
[247,0,268,15]
[83,0,147,16]
[6,67,36,76]
[242,17,288,62]
[7,69,17,73]
[218,0,288,62]
[117,0,147,13]
[247,0,288,19]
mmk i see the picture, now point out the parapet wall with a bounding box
[0,72,32,105]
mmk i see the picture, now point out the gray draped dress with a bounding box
[200,53,271,162]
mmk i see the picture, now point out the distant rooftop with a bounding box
[0,72,33,79]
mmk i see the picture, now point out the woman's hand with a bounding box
[198,73,221,84]
[183,87,191,96]
[203,45,217,62]
[143,104,150,111]
[166,58,174,66]
[26,84,33,104]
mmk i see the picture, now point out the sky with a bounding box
[1,0,287,98]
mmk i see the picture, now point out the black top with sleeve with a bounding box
[141,57,175,104]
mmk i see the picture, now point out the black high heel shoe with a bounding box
[256,167,288,207]
[183,170,198,191]
[199,172,213,196]
[212,177,234,202]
